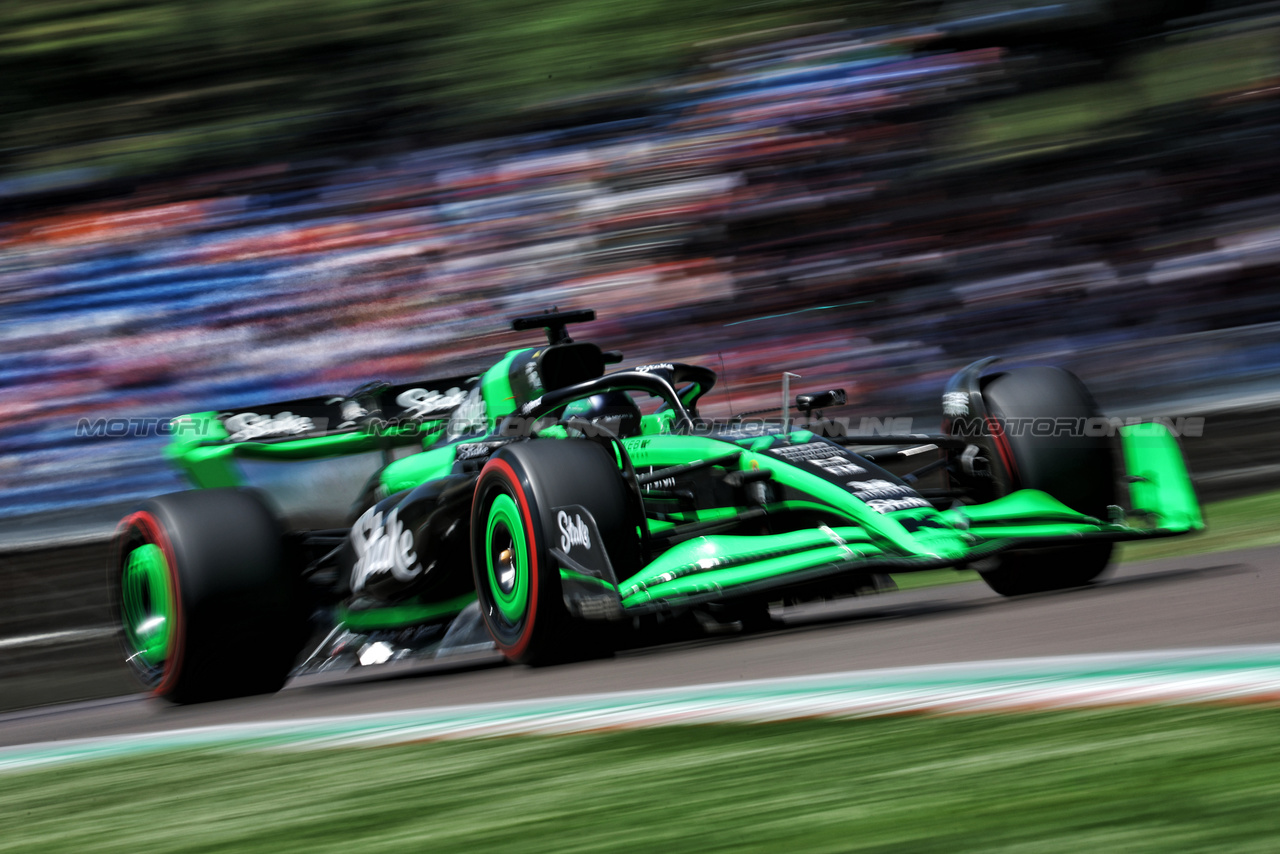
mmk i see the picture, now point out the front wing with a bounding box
[566,422,1203,614]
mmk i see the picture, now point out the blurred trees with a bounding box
[2,1,1248,185]
[0,0,868,180]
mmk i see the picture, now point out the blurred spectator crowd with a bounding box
[3,15,1280,519]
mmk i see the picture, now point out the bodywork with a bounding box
[159,317,1203,667]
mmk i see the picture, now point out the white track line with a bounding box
[2,644,1279,772]
[0,627,114,650]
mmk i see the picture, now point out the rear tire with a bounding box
[112,489,307,703]
[974,367,1116,596]
[471,440,634,665]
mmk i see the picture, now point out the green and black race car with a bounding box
[112,310,1203,702]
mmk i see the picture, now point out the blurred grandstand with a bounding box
[2,2,1279,526]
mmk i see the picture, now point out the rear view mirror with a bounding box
[796,389,847,414]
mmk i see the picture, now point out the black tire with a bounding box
[111,489,307,703]
[471,440,635,665]
[975,367,1117,596]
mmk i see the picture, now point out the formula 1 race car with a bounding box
[112,310,1203,702]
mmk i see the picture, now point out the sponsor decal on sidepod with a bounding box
[558,510,592,552]
[350,505,422,592]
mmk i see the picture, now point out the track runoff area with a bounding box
[2,644,1277,772]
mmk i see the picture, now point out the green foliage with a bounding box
[2,707,1279,852]
[0,0,858,178]
[950,27,1279,160]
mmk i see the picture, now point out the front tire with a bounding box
[471,440,634,665]
[112,489,307,703]
[974,367,1117,596]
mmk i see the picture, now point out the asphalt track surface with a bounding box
[1,543,1276,751]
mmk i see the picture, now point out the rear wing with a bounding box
[166,376,479,488]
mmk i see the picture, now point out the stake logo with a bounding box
[634,363,674,374]
[396,386,469,419]
[447,385,488,439]
[558,510,592,552]
[350,505,421,592]
[222,411,314,442]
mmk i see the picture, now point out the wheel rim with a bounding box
[485,493,529,624]
[120,543,173,672]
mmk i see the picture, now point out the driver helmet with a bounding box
[563,391,642,438]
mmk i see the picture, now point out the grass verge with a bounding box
[2,707,1278,853]
[1119,489,1280,563]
